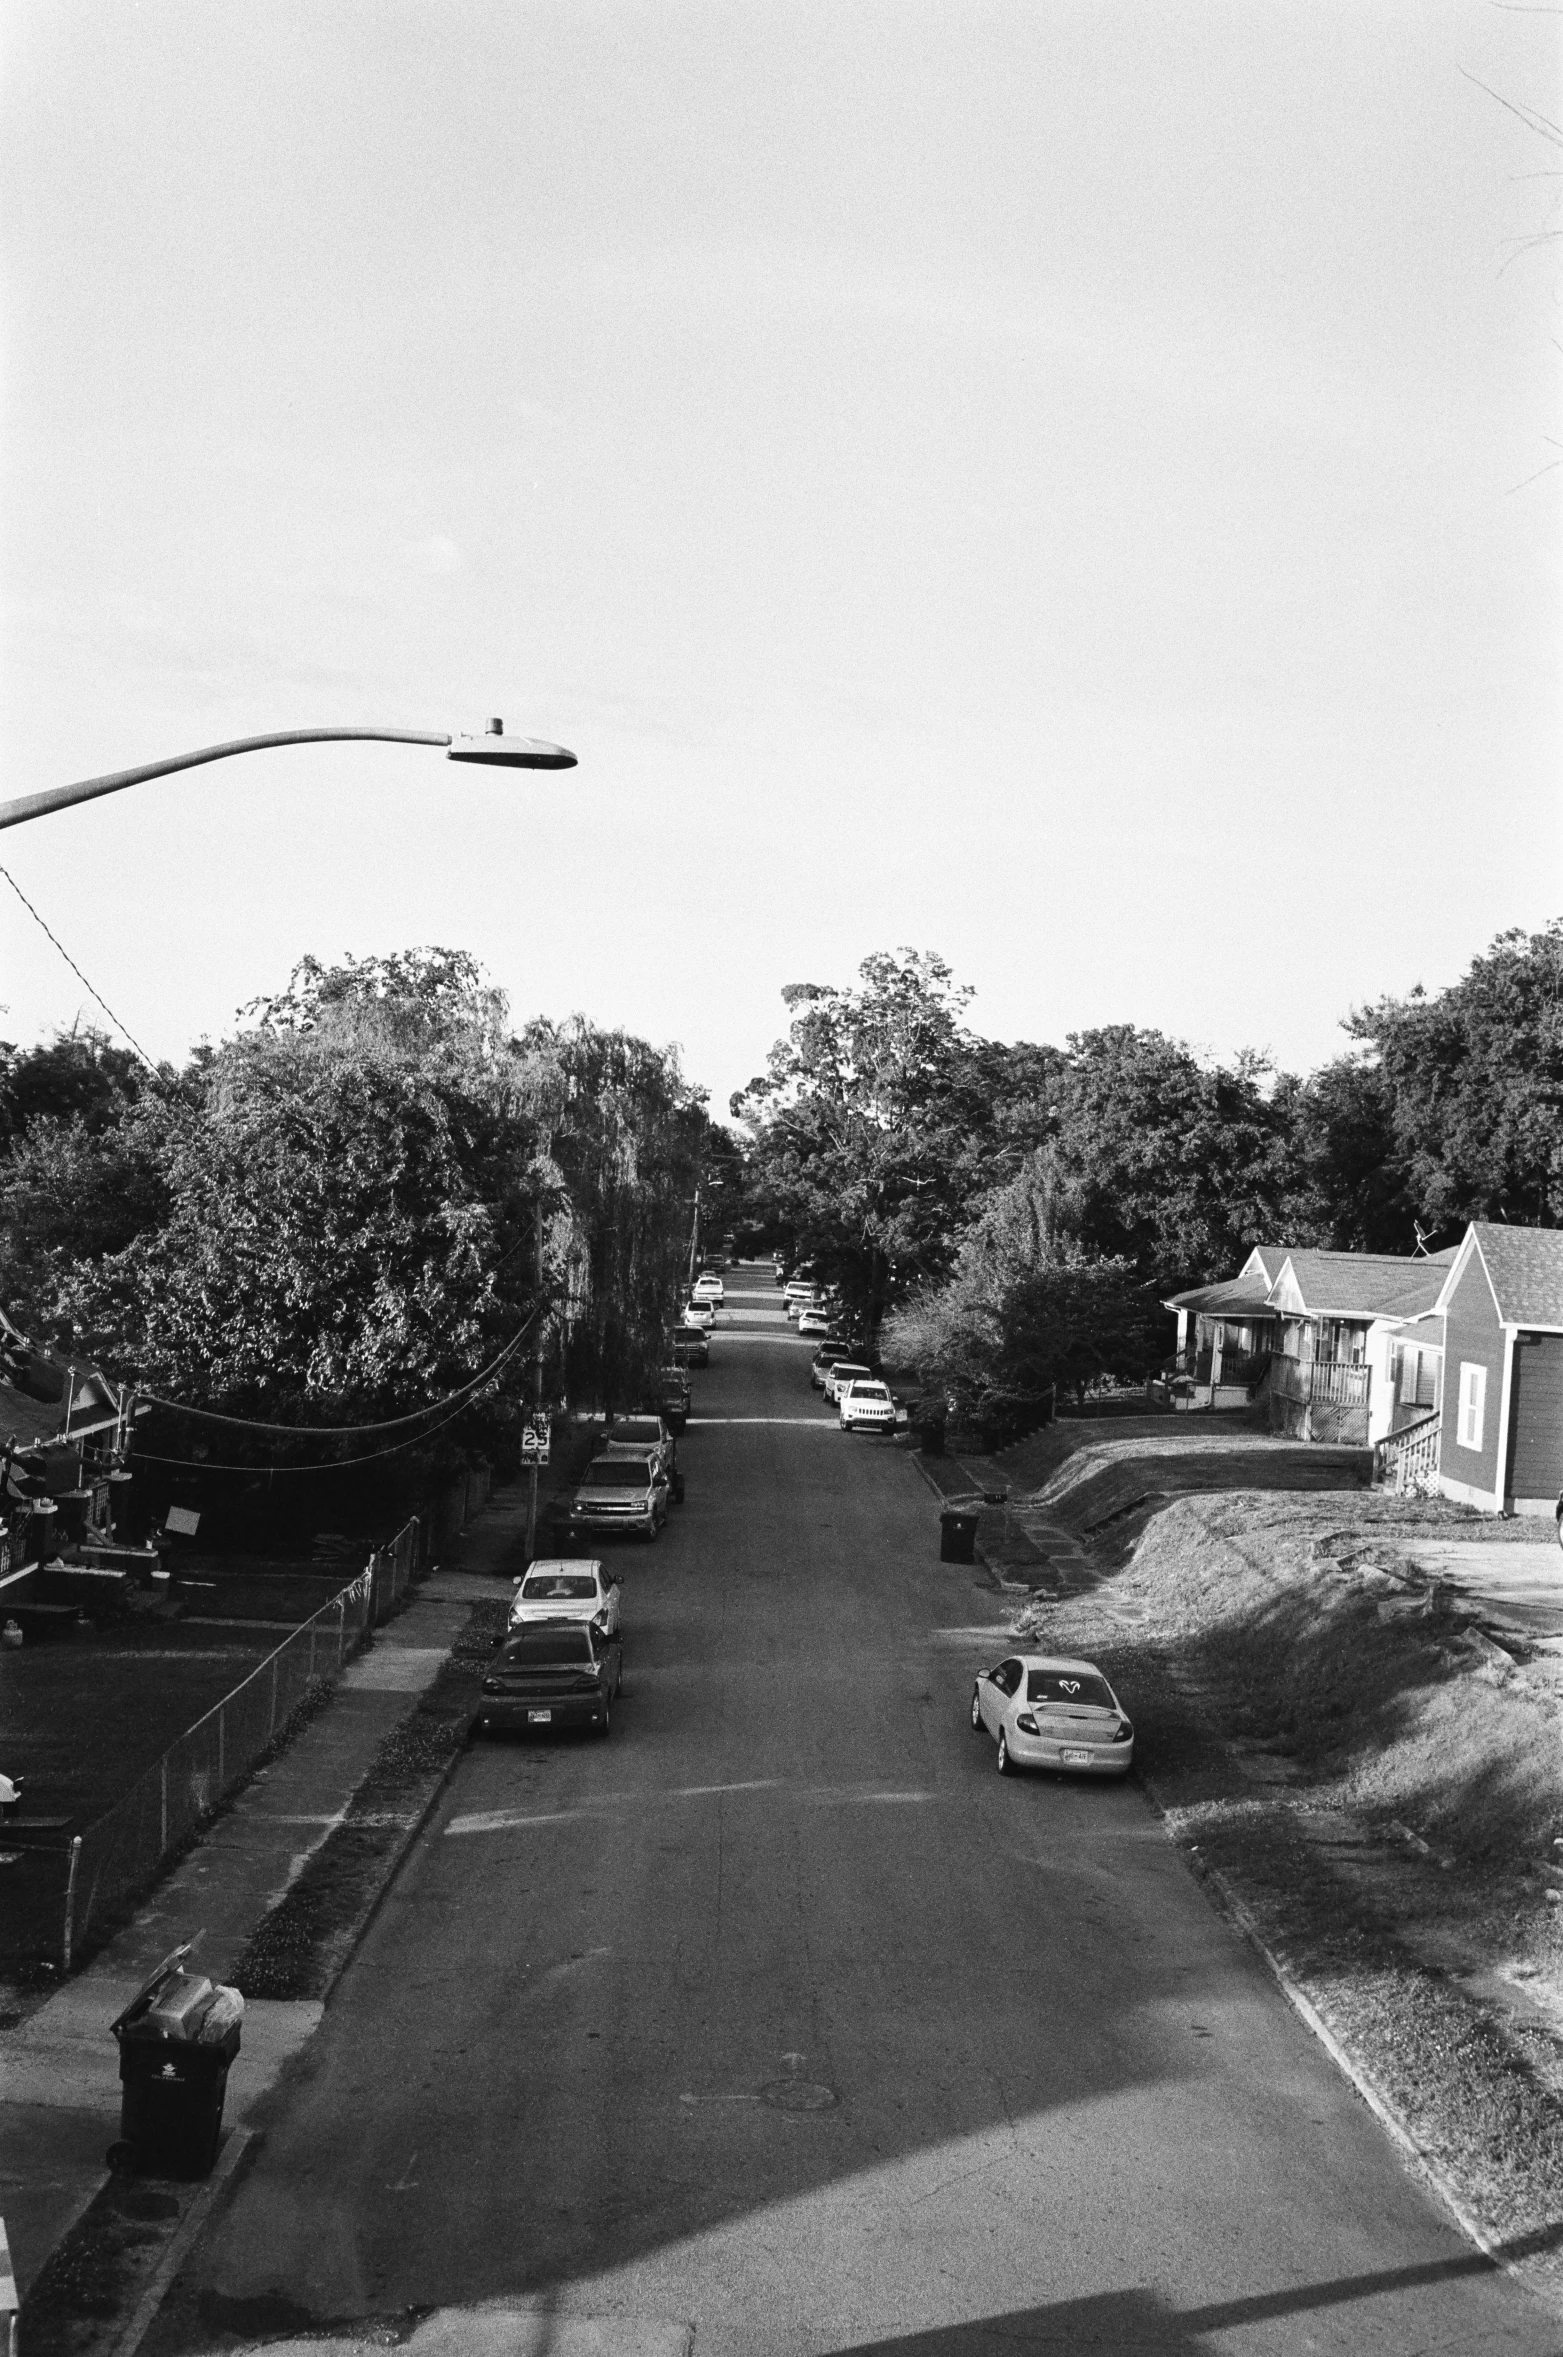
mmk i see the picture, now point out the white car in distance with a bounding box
[839,1378,898,1434]
[682,1297,716,1330]
[508,1558,622,1639]
[824,1360,872,1405]
[692,1272,724,1306]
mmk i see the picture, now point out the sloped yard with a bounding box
[1004,1481,1563,2290]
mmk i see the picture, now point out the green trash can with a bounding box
[939,1507,979,1564]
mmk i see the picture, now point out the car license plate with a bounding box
[528,1709,553,1724]
[1060,1746,1094,1766]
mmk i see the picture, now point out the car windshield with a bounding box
[849,1379,886,1398]
[835,1364,870,1381]
[582,1460,653,1488]
[1028,1670,1117,1710]
[501,1629,595,1664]
[520,1574,597,1600]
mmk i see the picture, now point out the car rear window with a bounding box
[834,1364,870,1383]
[1028,1670,1116,1710]
[520,1574,597,1600]
[582,1459,653,1487]
[502,1628,595,1664]
[612,1421,661,1443]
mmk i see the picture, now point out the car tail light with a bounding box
[591,1611,610,1633]
[1112,1719,1134,1743]
[482,1678,503,1694]
[1016,1712,1040,1736]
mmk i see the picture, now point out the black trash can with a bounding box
[939,1507,979,1564]
[919,1418,947,1458]
[115,2024,239,2178]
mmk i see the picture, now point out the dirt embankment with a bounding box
[1011,1485,1563,2285]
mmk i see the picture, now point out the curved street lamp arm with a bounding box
[0,727,453,835]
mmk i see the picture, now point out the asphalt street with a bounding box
[151,1278,1558,2355]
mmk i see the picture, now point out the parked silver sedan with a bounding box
[970,1653,1135,1777]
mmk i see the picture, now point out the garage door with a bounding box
[1507,1334,1563,1503]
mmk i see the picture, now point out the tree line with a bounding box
[0,950,713,1496]
[733,923,1563,1441]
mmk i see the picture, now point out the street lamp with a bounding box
[0,716,576,834]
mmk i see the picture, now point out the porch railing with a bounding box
[1270,1354,1371,1408]
[1374,1409,1440,1495]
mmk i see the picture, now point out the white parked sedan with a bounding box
[682,1297,716,1329]
[508,1558,622,1639]
[797,1304,832,1337]
[971,1653,1135,1778]
[824,1359,872,1405]
[839,1377,897,1433]
[692,1272,725,1306]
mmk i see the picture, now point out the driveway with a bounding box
[146,1273,1554,2354]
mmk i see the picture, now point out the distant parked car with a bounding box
[971,1654,1134,1779]
[603,1413,683,1500]
[682,1297,716,1330]
[782,1276,816,1311]
[508,1558,621,1639]
[568,1453,671,1542]
[810,1341,853,1390]
[475,1621,623,1740]
[653,1365,692,1430]
[824,1359,873,1405]
[671,1326,709,1369]
[797,1304,832,1337]
[692,1271,725,1306]
[839,1378,898,1434]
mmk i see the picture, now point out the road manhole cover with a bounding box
[759,2078,837,2111]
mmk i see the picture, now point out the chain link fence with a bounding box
[61,1565,374,1966]
[368,1515,424,1623]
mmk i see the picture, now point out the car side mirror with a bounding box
[511,1575,524,1586]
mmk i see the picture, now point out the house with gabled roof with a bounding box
[1422,1223,1563,1516]
[1163,1245,1288,1410]
[1265,1247,1458,1445]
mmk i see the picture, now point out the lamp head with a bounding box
[447,718,576,770]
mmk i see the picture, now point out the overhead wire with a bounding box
[140,1308,540,1434]
[0,864,163,1074]
[130,1316,538,1474]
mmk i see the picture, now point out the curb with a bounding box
[107,2126,257,2357]
[317,1732,468,2006]
[1138,1769,1522,2288]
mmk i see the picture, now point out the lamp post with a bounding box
[0,716,576,834]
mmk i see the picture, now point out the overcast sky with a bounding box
[2,1,1558,1112]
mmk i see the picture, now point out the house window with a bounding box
[1457,1362,1486,1452]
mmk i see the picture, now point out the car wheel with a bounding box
[996,1729,1014,1776]
[970,1688,983,1732]
[597,1700,612,1738]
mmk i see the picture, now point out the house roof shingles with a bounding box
[1470,1223,1563,1328]
[1274,1248,1457,1321]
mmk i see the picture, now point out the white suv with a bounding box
[508,1558,621,1638]
[839,1378,898,1434]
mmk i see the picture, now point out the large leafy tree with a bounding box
[734,951,1056,1335]
[1039,1026,1300,1292]
[1341,920,1563,1232]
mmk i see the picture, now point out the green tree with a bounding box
[1344,920,1563,1232]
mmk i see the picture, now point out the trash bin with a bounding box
[109,1943,243,2180]
[116,2025,239,2178]
[919,1418,947,1457]
[939,1507,979,1564]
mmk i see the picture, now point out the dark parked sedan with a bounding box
[473,1621,624,1740]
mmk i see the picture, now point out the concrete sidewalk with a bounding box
[0,1487,529,2304]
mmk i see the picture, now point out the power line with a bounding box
[141,1311,540,1435]
[0,864,162,1074]
[130,1322,536,1474]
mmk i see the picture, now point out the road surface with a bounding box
[150,1275,1555,2354]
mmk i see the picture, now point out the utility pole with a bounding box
[687,1184,702,1290]
[525,1194,544,1563]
